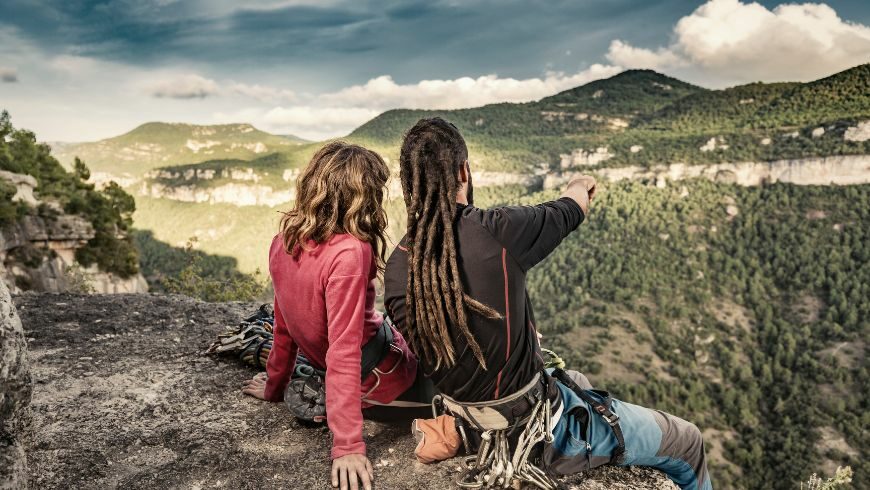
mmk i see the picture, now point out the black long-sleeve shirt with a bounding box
[384,197,584,402]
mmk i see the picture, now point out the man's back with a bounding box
[384,198,584,401]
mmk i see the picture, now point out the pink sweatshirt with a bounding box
[264,234,418,459]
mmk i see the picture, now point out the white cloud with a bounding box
[213,106,379,140]
[262,106,378,129]
[227,82,296,102]
[0,67,17,83]
[320,64,623,110]
[605,40,684,70]
[142,73,296,102]
[606,0,870,86]
[212,65,625,139]
[147,74,221,99]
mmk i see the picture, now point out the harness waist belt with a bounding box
[440,373,546,431]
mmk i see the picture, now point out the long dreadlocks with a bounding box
[398,118,500,370]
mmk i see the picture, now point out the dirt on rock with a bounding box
[13,292,677,490]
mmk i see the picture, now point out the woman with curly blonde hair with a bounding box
[243,141,420,490]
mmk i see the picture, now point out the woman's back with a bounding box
[269,232,383,371]
[245,141,418,489]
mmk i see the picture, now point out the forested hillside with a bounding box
[54,122,307,176]
[474,181,868,490]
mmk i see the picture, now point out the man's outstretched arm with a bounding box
[560,175,596,216]
[477,174,598,271]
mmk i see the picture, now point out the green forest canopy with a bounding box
[0,111,139,277]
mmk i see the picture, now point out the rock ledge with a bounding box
[12,293,677,489]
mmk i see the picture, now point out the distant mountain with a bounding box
[539,69,705,115]
[277,134,311,144]
[349,64,870,172]
[53,66,869,181]
[54,122,305,176]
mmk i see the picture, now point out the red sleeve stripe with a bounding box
[493,247,511,400]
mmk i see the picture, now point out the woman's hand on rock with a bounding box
[332,453,374,490]
[241,372,268,400]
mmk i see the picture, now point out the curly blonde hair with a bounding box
[279,141,389,270]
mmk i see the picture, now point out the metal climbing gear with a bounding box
[456,398,558,489]
[441,373,562,489]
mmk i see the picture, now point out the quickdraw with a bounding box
[456,398,559,490]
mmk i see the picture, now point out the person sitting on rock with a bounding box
[242,141,420,490]
[383,117,713,490]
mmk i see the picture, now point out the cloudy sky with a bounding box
[1,0,868,142]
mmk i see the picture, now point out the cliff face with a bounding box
[0,170,38,206]
[11,292,678,490]
[0,171,148,295]
[130,154,870,209]
[139,181,294,207]
[0,281,31,490]
[545,154,870,189]
[85,150,870,212]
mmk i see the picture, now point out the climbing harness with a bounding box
[205,304,274,368]
[429,358,628,489]
[284,317,397,422]
[436,373,563,490]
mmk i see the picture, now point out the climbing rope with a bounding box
[205,304,274,369]
[541,348,565,370]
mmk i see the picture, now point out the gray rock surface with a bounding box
[0,280,32,489]
[13,292,677,489]
[0,170,38,206]
[546,154,870,189]
[1,213,148,295]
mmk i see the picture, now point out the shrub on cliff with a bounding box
[0,111,139,278]
[0,180,20,225]
[161,237,266,302]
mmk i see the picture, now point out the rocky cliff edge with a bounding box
[6,292,677,489]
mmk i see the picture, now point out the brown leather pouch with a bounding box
[411,415,461,463]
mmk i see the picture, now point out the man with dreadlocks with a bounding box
[384,117,712,490]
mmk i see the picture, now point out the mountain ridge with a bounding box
[54,122,308,176]
[52,64,869,176]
